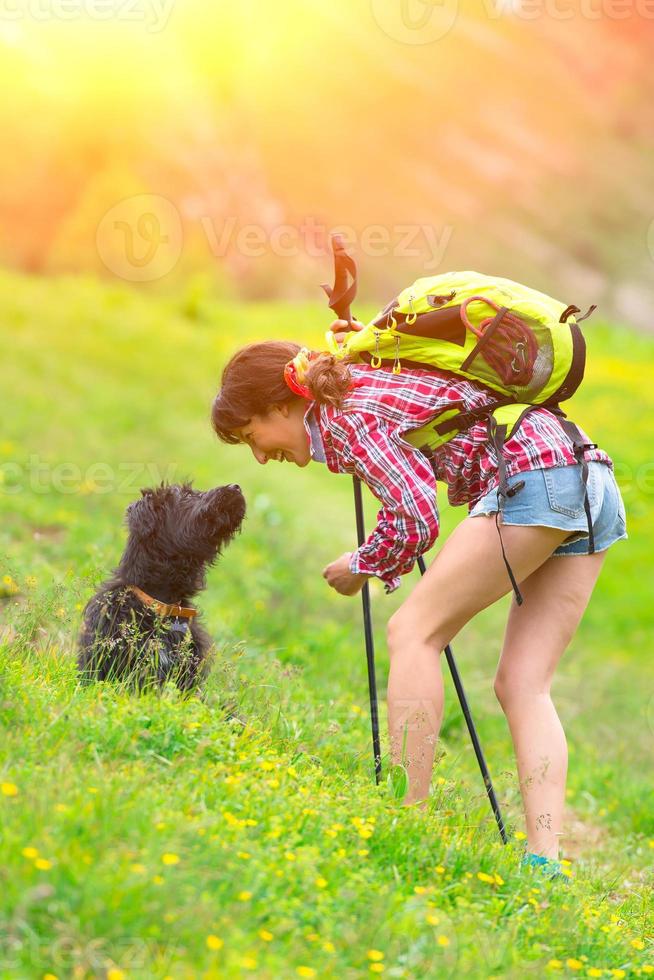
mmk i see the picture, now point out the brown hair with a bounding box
[211,340,358,444]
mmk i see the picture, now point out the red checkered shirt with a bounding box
[303,361,613,594]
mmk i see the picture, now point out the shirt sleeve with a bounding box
[328,411,440,594]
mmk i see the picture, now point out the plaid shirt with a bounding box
[303,362,612,594]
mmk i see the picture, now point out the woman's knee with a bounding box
[386,608,443,659]
[493,671,551,709]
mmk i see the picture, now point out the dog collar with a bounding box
[127,585,197,620]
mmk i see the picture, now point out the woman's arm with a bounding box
[327,410,440,594]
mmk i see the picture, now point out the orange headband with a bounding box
[283,348,320,399]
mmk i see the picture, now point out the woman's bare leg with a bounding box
[386,515,572,806]
[493,550,606,858]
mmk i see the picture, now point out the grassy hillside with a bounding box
[0,271,653,979]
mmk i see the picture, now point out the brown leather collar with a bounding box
[127,585,197,620]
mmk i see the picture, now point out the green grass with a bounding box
[1,270,653,979]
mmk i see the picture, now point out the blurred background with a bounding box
[2,0,654,326]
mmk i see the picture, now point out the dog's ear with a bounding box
[126,489,161,538]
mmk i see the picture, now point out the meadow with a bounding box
[0,270,652,979]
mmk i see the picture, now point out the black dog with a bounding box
[77,481,246,692]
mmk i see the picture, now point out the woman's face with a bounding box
[234,400,312,467]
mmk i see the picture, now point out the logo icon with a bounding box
[370,0,459,44]
[96,194,183,282]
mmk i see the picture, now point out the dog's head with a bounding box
[120,481,246,600]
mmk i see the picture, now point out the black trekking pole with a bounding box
[353,477,383,784]
[322,235,382,782]
[415,556,507,843]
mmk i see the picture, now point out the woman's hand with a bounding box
[322,552,371,596]
[328,318,366,347]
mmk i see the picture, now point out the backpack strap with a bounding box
[545,406,597,554]
[486,415,525,606]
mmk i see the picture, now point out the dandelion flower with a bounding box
[161,853,180,865]
[367,950,384,961]
[34,859,52,871]
[426,914,440,926]
[437,935,450,947]
[296,969,316,978]
[259,930,273,942]
[206,935,224,951]
[370,966,384,974]
[107,971,125,980]
[315,877,328,888]
[238,891,252,901]
[1,782,18,797]
[22,847,39,859]
[477,872,495,884]
[631,939,645,951]
[546,961,562,970]
[566,959,583,971]
[587,970,602,978]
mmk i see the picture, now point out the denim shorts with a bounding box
[469,461,628,556]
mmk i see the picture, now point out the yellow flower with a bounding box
[25,576,37,588]
[414,885,427,894]
[152,875,164,885]
[514,830,527,840]
[477,872,495,884]
[322,941,335,953]
[367,950,384,961]
[260,760,275,771]
[297,969,316,978]
[370,966,384,974]
[631,939,645,951]
[494,873,504,885]
[546,962,562,970]
[587,970,602,978]
[42,974,58,979]
[241,956,257,969]
[566,960,583,971]
[206,935,224,951]
[34,859,52,870]
[259,929,273,942]
[238,891,252,901]
[641,968,654,976]
[437,935,450,947]
[237,851,251,860]
[435,865,445,874]
[161,853,179,865]
[1,782,18,797]
[107,971,125,980]
[610,971,626,979]
[22,846,39,859]
[267,778,280,789]
[284,851,296,861]
[315,877,328,888]
[426,914,440,926]
[130,864,146,874]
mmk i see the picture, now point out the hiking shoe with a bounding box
[519,851,570,884]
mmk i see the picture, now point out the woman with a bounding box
[211,325,627,877]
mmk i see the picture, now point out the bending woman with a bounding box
[211,330,627,867]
